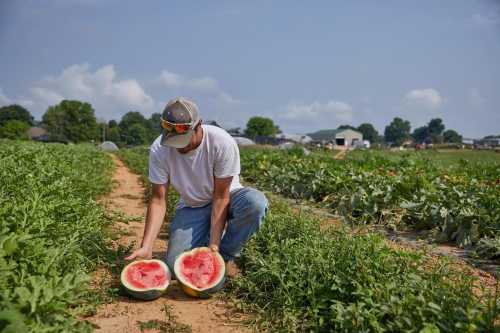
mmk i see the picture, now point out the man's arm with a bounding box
[125,183,168,260]
[209,177,232,251]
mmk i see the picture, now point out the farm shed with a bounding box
[332,129,363,147]
[481,138,500,147]
[276,133,313,144]
[233,136,255,146]
[99,141,119,151]
[27,127,49,142]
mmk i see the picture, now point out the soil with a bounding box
[333,149,347,160]
[88,155,250,333]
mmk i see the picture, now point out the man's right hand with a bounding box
[125,183,167,261]
[125,246,153,261]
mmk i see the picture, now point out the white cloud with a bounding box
[159,70,219,93]
[0,88,34,109]
[272,100,355,133]
[282,100,353,122]
[28,64,154,119]
[216,92,240,107]
[157,69,240,116]
[6,65,241,125]
[159,70,183,87]
[0,88,12,106]
[31,87,64,106]
[404,88,443,109]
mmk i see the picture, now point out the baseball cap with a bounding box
[160,97,201,148]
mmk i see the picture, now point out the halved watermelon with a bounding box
[120,259,171,300]
[174,247,225,298]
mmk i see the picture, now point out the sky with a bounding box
[1,0,499,138]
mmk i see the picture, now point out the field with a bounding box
[118,146,499,332]
[2,142,499,332]
[347,149,500,166]
[0,141,115,332]
[241,147,500,259]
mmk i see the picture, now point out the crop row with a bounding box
[0,141,114,332]
[240,148,500,258]
[117,147,499,332]
[232,198,498,332]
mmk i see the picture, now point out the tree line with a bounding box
[0,100,467,146]
[0,100,162,145]
[246,116,464,146]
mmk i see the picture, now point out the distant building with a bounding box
[233,137,255,146]
[99,141,119,151]
[354,140,371,149]
[253,135,285,145]
[27,127,49,142]
[205,120,222,127]
[330,129,363,147]
[275,133,313,144]
[226,127,243,136]
[462,138,475,145]
[478,137,500,147]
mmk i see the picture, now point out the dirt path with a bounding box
[333,149,347,160]
[88,155,250,333]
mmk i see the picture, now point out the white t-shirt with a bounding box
[149,125,243,208]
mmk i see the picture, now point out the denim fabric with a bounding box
[165,187,268,272]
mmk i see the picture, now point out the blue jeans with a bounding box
[165,187,268,272]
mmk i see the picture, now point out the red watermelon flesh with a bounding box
[179,251,222,289]
[125,261,168,289]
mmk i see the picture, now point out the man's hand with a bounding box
[124,183,168,261]
[209,244,219,252]
[125,246,153,260]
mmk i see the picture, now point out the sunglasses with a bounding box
[160,117,192,134]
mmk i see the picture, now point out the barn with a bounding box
[332,129,363,147]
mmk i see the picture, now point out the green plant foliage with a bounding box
[443,129,463,143]
[230,200,499,332]
[42,100,99,143]
[240,148,500,258]
[114,146,499,332]
[357,123,380,143]
[0,141,114,332]
[0,120,30,140]
[384,117,411,145]
[244,116,278,139]
[0,104,34,127]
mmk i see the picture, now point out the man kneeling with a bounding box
[126,97,268,277]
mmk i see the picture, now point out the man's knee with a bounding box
[240,188,268,223]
